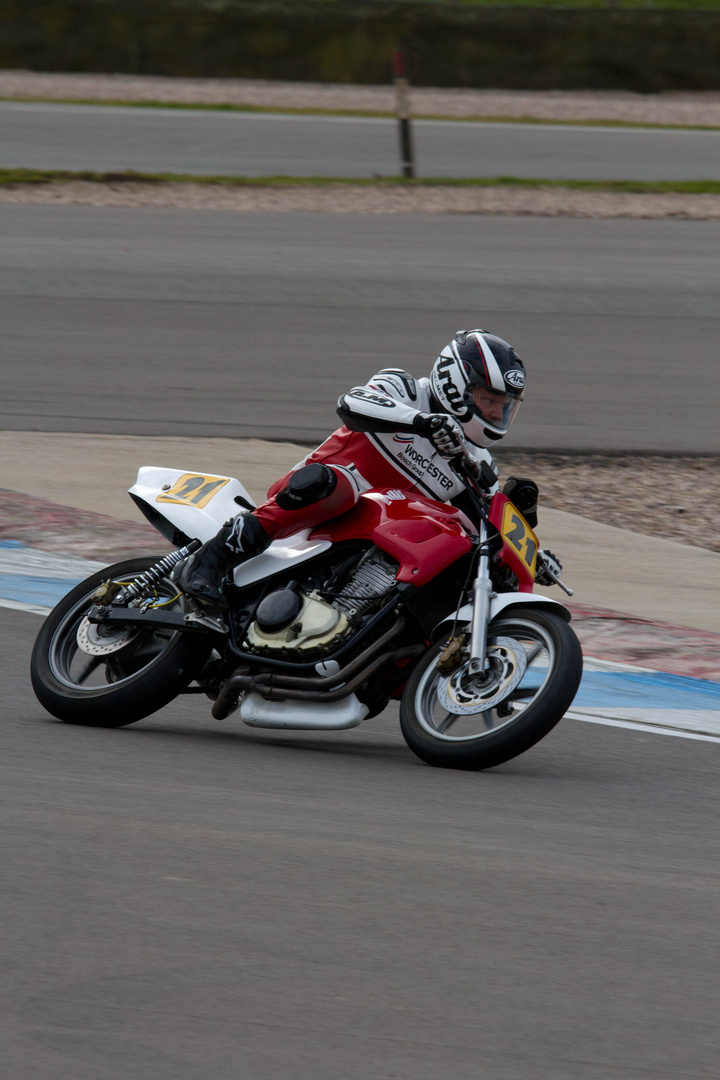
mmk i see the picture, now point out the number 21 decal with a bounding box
[157,474,229,509]
[501,503,538,574]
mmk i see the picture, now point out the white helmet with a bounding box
[430,329,526,447]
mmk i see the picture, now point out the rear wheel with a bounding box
[31,557,213,727]
[400,608,582,770]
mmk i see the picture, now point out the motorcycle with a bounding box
[31,445,583,770]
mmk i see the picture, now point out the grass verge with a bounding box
[2,168,720,195]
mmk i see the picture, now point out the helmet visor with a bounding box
[469,385,522,434]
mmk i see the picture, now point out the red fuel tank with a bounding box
[311,490,474,586]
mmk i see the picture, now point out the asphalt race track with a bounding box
[3,167,720,1079]
[2,205,719,452]
[4,609,720,1080]
[2,102,720,181]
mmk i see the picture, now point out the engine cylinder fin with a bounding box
[332,552,399,617]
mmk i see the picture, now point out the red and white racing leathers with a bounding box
[247,368,498,543]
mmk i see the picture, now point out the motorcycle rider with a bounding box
[176,329,542,610]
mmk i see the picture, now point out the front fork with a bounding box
[468,520,493,678]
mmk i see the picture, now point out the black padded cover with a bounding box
[255,589,303,632]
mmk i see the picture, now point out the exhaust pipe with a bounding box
[212,620,422,720]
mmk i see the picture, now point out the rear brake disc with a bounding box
[77,615,140,656]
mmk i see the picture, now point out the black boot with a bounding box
[174,516,270,611]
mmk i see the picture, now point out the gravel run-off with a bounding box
[496,454,720,555]
[4,70,720,126]
[2,180,720,219]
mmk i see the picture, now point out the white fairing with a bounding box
[240,692,369,729]
[232,531,332,588]
[130,466,255,542]
[434,592,571,639]
[128,466,331,586]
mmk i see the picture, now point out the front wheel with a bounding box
[400,608,583,770]
[31,557,213,727]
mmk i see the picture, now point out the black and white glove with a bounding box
[414,413,465,458]
[535,548,562,587]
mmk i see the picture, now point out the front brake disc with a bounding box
[436,636,527,715]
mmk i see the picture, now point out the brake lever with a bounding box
[536,552,575,597]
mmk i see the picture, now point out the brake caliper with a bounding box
[436,634,466,672]
[90,580,125,607]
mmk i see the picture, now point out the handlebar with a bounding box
[451,443,498,494]
[451,438,575,597]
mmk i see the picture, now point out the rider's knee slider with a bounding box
[275,464,338,511]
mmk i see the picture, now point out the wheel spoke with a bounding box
[509,687,538,700]
[76,654,103,684]
[524,643,544,664]
[437,710,461,733]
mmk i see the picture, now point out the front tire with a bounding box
[400,608,583,770]
[31,557,213,727]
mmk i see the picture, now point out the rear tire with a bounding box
[400,608,582,770]
[31,557,213,727]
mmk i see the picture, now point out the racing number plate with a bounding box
[500,502,538,577]
[156,473,230,508]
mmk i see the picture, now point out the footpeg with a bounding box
[183,609,228,634]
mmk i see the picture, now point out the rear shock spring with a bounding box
[122,539,201,602]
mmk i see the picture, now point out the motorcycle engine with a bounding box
[244,550,399,658]
[246,591,352,656]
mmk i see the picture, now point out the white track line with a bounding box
[0,597,51,616]
[568,711,720,744]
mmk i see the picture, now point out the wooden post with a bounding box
[392,47,415,179]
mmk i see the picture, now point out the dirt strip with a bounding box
[566,603,720,682]
[2,180,720,219]
[3,70,720,127]
[0,489,165,563]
